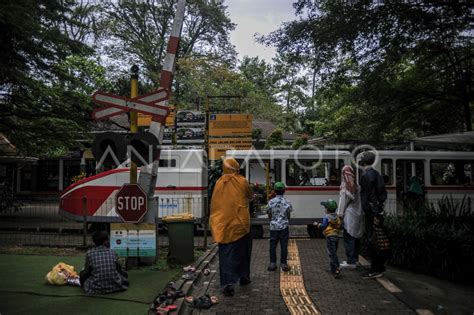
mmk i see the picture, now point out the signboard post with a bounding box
[207,114,253,160]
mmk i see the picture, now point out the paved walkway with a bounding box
[193,239,414,314]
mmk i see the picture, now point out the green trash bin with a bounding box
[165,218,194,264]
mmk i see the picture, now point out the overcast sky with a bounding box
[226,0,296,63]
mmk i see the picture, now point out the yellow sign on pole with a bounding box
[138,106,176,127]
[208,137,252,160]
[208,114,252,137]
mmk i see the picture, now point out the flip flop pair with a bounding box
[182,272,195,280]
[185,295,218,309]
[156,304,177,314]
[183,265,196,272]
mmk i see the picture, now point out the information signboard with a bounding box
[110,223,156,257]
[138,106,176,127]
[208,114,252,136]
[208,137,252,160]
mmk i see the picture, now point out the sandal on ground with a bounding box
[183,265,196,272]
[156,304,177,314]
[185,295,218,309]
[156,294,173,304]
[182,272,195,280]
[161,289,185,301]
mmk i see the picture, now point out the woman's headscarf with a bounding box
[341,165,357,196]
[223,158,240,174]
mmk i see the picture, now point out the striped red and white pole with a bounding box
[149,0,186,152]
[153,0,186,125]
[149,0,186,147]
[139,0,186,195]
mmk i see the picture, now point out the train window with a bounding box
[249,160,281,186]
[381,159,394,185]
[159,159,177,167]
[430,160,473,185]
[396,160,425,192]
[285,159,343,186]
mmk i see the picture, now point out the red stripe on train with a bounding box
[385,186,474,191]
[60,186,116,217]
[61,168,128,196]
[285,187,340,191]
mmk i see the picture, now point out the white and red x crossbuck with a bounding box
[91,87,169,121]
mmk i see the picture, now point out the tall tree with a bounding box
[262,0,473,142]
[272,54,309,131]
[95,0,236,87]
[0,0,107,156]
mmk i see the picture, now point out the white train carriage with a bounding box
[227,149,474,223]
[59,150,207,223]
[366,151,474,215]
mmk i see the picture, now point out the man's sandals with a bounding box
[185,295,218,309]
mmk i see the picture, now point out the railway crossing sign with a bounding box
[92,88,169,120]
[115,184,148,223]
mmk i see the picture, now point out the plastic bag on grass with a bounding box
[45,262,78,285]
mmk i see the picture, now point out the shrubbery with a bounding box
[384,195,474,284]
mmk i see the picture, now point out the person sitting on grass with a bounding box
[314,200,342,279]
[267,182,292,272]
[80,230,129,295]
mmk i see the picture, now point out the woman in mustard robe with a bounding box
[210,158,253,297]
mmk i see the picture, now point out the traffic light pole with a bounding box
[130,65,139,185]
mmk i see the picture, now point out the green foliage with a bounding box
[265,129,284,149]
[385,195,474,283]
[95,0,236,85]
[292,135,308,149]
[252,128,262,140]
[0,0,109,157]
[176,56,284,121]
[263,0,473,143]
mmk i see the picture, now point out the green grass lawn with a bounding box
[0,250,182,315]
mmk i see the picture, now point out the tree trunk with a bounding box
[460,73,472,131]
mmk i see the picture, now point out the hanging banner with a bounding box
[208,114,252,136]
[177,111,205,124]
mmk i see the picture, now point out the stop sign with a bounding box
[115,184,148,223]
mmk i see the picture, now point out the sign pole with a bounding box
[130,65,139,185]
[128,66,139,269]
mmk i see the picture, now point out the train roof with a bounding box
[373,150,474,159]
[226,149,474,160]
[226,150,352,158]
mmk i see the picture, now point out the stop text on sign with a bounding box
[115,184,148,223]
[117,195,146,211]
